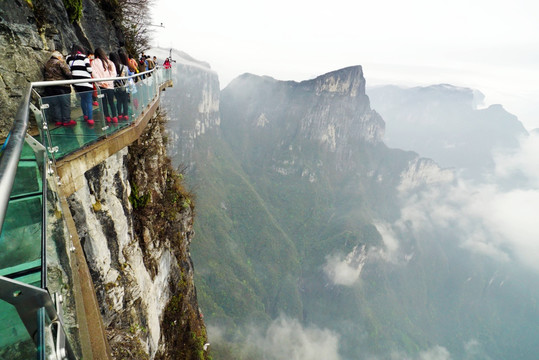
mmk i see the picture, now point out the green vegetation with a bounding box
[172,74,539,359]
[129,182,150,210]
[62,0,82,23]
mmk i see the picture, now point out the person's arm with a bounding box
[85,57,92,75]
[60,60,72,79]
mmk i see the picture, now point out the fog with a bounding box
[392,133,539,272]
[208,316,342,360]
[151,0,539,130]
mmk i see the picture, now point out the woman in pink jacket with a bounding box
[92,48,118,123]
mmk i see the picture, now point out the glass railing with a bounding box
[0,67,172,359]
[35,68,171,160]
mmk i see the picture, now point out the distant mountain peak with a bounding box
[304,65,365,97]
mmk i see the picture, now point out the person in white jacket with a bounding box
[92,48,118,123]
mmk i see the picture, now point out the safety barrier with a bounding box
[0,67,172,359]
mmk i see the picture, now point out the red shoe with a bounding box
[124,115,129,121]
[68,120,77,126]
[112,117,118,123]
[87,119,95,125]
[55,121,62,126]
[106,116,112,123]
[93,101,99,106]
[84,115,89,120]
[118,115,124,120]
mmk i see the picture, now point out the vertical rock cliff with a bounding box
[158,49,221,169]
[67,114,208,359]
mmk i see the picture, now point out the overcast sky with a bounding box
[151,0,539,130]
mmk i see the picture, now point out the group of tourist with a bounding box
[42,45,168,127]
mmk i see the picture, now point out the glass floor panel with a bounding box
[40,110,133,160]
[0,195,42,272]
[11,160,42,198]
[19,142,37,161]
[0,273,41,359]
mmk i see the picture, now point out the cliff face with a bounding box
[219,66,386,178]
[158,48,221,169]
[67,114,207,359]
[0,0,122,137]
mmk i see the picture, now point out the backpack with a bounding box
[114,64,127,87]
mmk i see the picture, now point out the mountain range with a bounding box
[159,49,539,359]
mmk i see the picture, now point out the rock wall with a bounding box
[67,114,208,359]
[0,0,123,137]
[158,48,221,169]
[219,66,386,177]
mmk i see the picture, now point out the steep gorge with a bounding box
[165,62,539,359]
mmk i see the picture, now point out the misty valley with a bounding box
[159,49,539,360]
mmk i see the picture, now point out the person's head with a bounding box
[109,52,121,73]
[71,44,85,57]
[94,48,108,61]
[51,51,63,61]
[94,48,109,70]
[118,50,129,66]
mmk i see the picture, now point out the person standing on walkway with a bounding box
[110,51,129,121]
[43,51,73,126]
[66,44,94,125]
[92,48,118,123]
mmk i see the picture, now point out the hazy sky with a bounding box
[151,0,539,130]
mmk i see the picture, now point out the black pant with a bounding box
[115,88,129,117]
[44,93,71,124]
[100,87,117,118]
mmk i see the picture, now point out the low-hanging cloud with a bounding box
[252,316,341,360]
[208,316,342,360]
[394,133,539,272]
[324,245,367,286]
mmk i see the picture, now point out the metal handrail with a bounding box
[0,85,32,231]
[31,68,155,88]
[0,67,159,230]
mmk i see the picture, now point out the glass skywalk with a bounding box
[0,67,172,359]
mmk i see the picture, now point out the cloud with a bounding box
[418,346,451,360]
[494,133,539,186]
[323,245,367,286]
[250,316,342,360]
[208,316,341,360]
[377,345,451,360]
[395,133,539,272]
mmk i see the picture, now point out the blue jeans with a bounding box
[78,90,93,120]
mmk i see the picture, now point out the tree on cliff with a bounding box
[117,0,155,56]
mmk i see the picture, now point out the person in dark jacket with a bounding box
[66,44,94,125]
[43,51,73,126]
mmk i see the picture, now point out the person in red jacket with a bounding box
[163,58,171,69]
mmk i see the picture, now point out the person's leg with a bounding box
[120,90,129,118]
[115,89,123,117]
[59,93,72,125]
[43,96,59,125]
[80,91,93,123]
[101,88,110,119]
[104,88,117,119]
